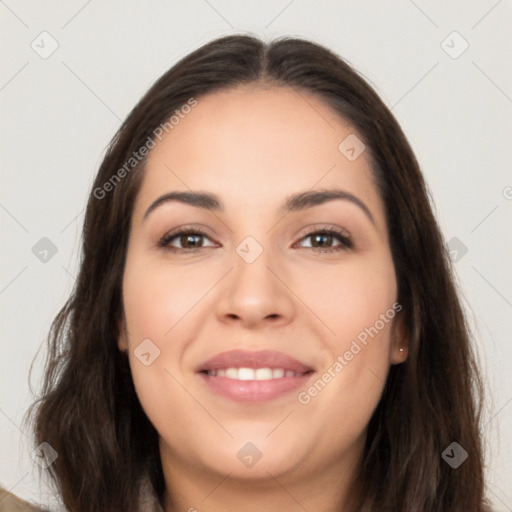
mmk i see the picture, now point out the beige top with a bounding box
[0,485,48,512]
[0,481,164,512]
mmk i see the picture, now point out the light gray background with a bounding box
[1,1,511,510]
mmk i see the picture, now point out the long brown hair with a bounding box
[27,34,490,511]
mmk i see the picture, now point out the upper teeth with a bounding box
[205,368,302,380]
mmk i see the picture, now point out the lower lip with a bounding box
[198,372,314,403]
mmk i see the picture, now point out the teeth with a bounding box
[255,368,273,380]
[205,367,303,380]
[225,368,238,379]
[238,368,255,380]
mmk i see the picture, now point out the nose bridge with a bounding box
[231,209,275,283]
[232,233,277,303]
[214,231,293,325]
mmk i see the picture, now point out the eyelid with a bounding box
[294,223,351,241]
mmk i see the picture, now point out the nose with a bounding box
[214,242,296,329]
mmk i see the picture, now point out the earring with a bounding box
[399,348,404,352]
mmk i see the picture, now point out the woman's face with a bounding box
[119,85,407,487]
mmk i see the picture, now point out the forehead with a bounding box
[134,85,384,225]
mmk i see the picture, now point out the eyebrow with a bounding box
[142,188,375,225]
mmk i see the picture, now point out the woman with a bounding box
[28,34,490,511]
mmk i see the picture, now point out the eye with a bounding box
[158,227,216,251]
[158,225,353,253]
[295,227,353,253]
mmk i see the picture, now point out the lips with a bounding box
[197,349,314,374]
[196,349,315,403]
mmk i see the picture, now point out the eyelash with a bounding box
[157,225,354,253]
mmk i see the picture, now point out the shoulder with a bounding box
[0,485,48,512]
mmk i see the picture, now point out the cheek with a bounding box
[127,353,209,458]
[295,255,397,419]
[121,255,214,430]
[297,253,397,343]
[122,256,206,342]
[297,321,395,454]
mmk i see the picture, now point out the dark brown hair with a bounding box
[27,33,490,511]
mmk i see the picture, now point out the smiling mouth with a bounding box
[200,367,312,380]
[196,349,316,402]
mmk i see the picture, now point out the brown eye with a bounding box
[158,229,216,251]
[297,228,353,253]
[157,226,353,253]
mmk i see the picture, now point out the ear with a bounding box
[117,313,129,352]
[390,309,409,365]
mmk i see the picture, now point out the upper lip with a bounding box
[197,349,315,374]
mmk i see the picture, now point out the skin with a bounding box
[118,84,409,512]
